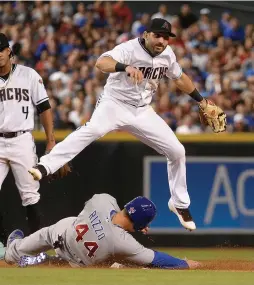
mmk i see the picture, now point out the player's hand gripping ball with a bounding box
[199,99,227,133]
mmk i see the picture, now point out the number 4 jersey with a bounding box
[64,194,155,266]
[0,64,49,132]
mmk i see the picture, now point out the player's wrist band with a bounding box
[115,62,128,72]
[188,88,203,102]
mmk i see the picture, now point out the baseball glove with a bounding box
[47,163,72,182]
[44,148,72,182]
[199,99,227,133]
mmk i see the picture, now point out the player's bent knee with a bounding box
[92,129,108,139]
[166,143,185,161]
[176,144,186,158]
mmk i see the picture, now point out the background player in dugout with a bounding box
[29,19,226,232]
[0,33,56,250]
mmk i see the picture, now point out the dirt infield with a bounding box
[0,260,253,271]
[199,260,254,271]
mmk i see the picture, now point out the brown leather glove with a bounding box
[199,99,227,133]
[47,163,72,182]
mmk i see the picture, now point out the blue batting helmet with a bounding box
[124,196,157,231]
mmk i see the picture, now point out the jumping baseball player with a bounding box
[5,193,200,269]
[0,33,56,246]
[29,18,226,231]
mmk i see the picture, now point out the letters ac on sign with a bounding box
[205,165,254,224]
[144,156,254,233]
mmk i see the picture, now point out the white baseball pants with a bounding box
[0,132,40,206]
[40,98,190,208]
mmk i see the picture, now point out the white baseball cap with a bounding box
[233,113,245,123]
[200,8,211,15]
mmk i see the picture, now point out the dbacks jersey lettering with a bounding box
[0,64,49,132]
[100,38,182,106]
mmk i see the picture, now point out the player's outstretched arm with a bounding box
[173,72,205,105]
[173,72,227,133]
[119,234,200,270]
[147,250,200,270]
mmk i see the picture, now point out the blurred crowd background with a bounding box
[0,1,253,133]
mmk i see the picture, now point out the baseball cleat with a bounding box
[7,229,24,248]
[5,230,24,265]
[18,252,49,268]
[168,200,196,231]
[28,164,47,181]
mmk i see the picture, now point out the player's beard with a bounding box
[148,43,166,56]
[153,44,166,54]
[144,36,167,56]
[145,41,166,56]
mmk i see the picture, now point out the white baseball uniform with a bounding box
[6,194,155,266]
[40,38,190,208]
[0,64,49,206]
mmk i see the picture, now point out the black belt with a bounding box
[0,131,27,138]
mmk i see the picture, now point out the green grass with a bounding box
[0,248,253,285]
[0,268,253,285]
